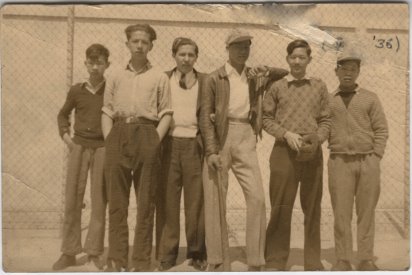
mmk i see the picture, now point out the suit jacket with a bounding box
[199,65,288,157]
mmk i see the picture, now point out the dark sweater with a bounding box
[57,82,105,148]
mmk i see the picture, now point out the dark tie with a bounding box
[179,73,187,89]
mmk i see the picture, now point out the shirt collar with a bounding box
[285,74,311,82]
[84,78,105,94]
[334,84,360,96]
[126,60,152,74]
[174,68,196,79]
[225,62,246,78]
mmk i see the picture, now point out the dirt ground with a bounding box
[2,226,410,273]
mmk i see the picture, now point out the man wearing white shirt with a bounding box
[199,29,288,271]
[156,37,207,271]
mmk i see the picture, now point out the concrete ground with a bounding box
[2,227,410,273]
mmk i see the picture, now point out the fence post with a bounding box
[60,5,75,235]
[404,78,410,239]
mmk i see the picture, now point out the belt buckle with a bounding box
[125,116,133,123]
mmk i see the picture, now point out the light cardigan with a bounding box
[328,86,389,157]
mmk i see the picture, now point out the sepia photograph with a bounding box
[1,2,409,273]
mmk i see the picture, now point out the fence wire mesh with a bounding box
[1,4,409,244]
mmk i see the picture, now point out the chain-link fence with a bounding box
[1,4,409,244]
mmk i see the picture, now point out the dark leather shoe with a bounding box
[87,255,104,270]
[191,259,207,271]
[332,260,352,271]
[52,254,76,270]
[159,261,175,271]
[358,260,379,271]
[208,263,224,272]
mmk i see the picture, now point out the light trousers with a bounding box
[203,123,266,266]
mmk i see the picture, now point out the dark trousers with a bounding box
[105,120,161,270]
[61,144,106,256]
[265,142,323,270]
[157,136,206,263]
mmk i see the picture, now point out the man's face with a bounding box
[227,40,250,66]
[126,30,153,59]
[335,60,360,88]
[174,44,198,74]
[84,56,109,78]
[286,47,311,77]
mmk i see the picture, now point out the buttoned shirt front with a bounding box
[102,62,172,121]
[225,62,250,119]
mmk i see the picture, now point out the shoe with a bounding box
[52,254,76,270]
[332,260,352,271]
[208,263,224,272]
[158,261,175,271]
[104,259,127,272]
[248,265,263,271]
[358,260,379,271]
[191,258,207,271]
[86,255,104,271]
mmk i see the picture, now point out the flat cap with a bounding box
[337,51,362,64]
[226,29,253,46]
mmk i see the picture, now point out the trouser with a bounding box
[328,153,381,261]
[265,141,323,270]
[203,123,266,267]
[61,144,106,256]
[157,136,206,263]
[105,119,161,270]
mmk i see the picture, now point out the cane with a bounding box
[216,169,231,271]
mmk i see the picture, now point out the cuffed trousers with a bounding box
[105,120,161,270]
[328,153,381,261]
[157,136,206,263]
[203,123,266,266]
[61,144,106,256]
[265,142,323,270]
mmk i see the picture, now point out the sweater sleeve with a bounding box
[370,94,389,157]
[57,87,76,138]
[262,81,287,140]
[316,81,331,143]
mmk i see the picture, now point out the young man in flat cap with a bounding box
[263,39,330,271]
[199,29,288,271]
[328,52,388,271]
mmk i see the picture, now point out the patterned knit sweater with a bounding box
[328,86,389,157]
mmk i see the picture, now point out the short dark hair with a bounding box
[172,37,199,56]
[125,24,157,42]
[85,43,110,62]
[287,39,311,56]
